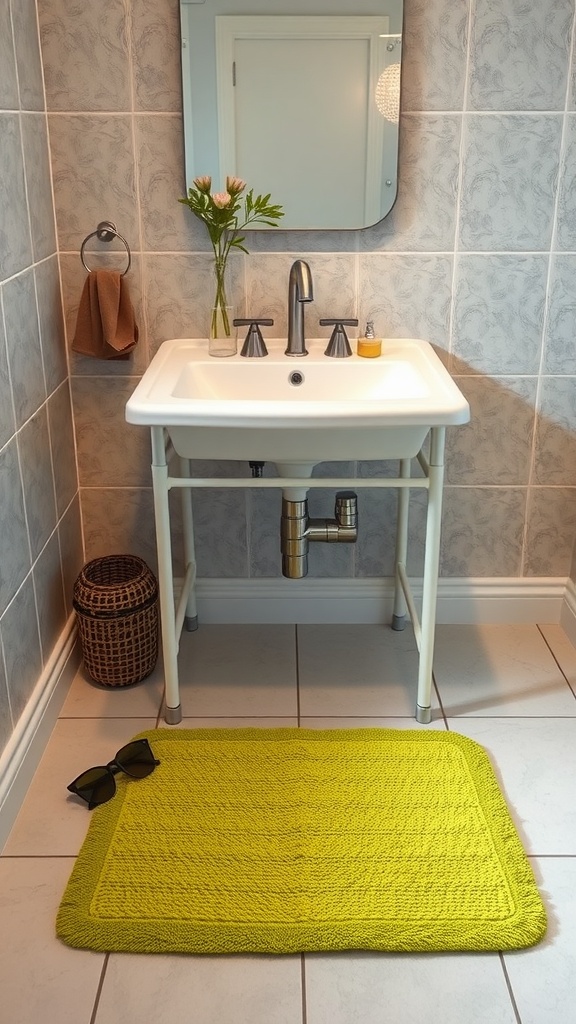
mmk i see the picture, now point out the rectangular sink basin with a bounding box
[171,354,431,405]
[126,338,469,463]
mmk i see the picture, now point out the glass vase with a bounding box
[209,260,236,357]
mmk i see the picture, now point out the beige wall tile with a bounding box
[446,376,537,485]
[525,487,576,578]
[48,114,139,252]
[130,0,183,112]
[440,487,526,577]
[39,0,131,111]
[71,377,151,488]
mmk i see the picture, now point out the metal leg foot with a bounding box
[164,704,183,725]
[415,704,432,725]
[185,614,199,632]
[391,613,407,632]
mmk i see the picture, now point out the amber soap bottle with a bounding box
[357,320,382,358]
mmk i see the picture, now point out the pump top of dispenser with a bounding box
[365,320,375,339]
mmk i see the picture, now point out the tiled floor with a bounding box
[1,621,576,1024]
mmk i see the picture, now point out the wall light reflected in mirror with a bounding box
[376,62,401,123]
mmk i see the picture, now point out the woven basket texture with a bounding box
[73,555,159,687]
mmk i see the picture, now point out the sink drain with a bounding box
[289,371,304,386]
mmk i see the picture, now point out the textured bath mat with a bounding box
[57,728,546,954]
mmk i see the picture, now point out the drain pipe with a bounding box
[281,491,358,579]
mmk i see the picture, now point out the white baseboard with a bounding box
[0,615,79,852]
[191,576,568,625]
[561,578,576,647]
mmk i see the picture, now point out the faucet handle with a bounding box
[320,318,359,358]
[234,318,274,358]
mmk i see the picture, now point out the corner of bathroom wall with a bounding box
[0,0,81,759]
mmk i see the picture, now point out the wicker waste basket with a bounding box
[73,555,159,687]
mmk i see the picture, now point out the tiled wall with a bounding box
[0,0,83,758]
[39,0,576,583]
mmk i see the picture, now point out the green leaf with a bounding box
[179,178,283,266]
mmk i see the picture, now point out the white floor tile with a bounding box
[173,625,298,717]
[305,951,517,1024]
[0,858,103,1024]
[297,624,436,717]
[447,718,576,855]
[504,856,576,1024]
[2,717,157,856]
[434,624,576,716]
[95,953,302,1024]
[60,661,165,718]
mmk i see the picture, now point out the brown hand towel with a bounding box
[71,269,139,360]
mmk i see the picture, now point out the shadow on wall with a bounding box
[442,367,576,580]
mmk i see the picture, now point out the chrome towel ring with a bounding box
[80,221,132,277]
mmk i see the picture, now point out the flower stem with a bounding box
[212,258,231,337]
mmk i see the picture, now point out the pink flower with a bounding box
[226,176,246,195]
[212,191,232,208]
[193,175,212,193]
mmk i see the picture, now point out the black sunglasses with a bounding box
[67,738,160,809]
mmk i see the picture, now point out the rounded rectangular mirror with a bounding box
[180,1,403,230]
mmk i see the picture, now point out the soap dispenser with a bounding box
[357,320,382,358]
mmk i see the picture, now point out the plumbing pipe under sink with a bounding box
[281,491,358,579]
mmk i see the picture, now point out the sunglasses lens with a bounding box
[69,768,116,808]
[115,739,158,779]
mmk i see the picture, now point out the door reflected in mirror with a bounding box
[180,0,403,230]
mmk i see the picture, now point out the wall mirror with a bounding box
[180,1,403,230]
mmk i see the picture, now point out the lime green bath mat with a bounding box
[57,728,546,954]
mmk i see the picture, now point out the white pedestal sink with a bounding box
[126,338,470,725]
[127,337,468,461]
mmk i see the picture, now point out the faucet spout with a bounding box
[286,260,313,356]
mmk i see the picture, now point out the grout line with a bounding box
[520,5,576,576]
[0,854,78,859]
[155,699,165,729]
[499,953,524,1024]
[56,248,576,258]
[446,0,474,365]
[89,954,110,1024]
[444,714,576,720]
[57,715,301,722]
[293,713,446,719]
[72,481,576,489]
[124,0,151,372]
[300,954,308,1024]
[34,108,571,118]
[527,853,576,859]
[432,672,449,729]
[0,629,12,731]
[536,624,576,700]
[295,624,301,726]
[57,715,159,722]
[56,707,518,729]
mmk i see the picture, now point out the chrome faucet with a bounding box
[285,260,313,356]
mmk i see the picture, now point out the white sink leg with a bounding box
[416,427,445,724]
[392,458,411,631]
[151,427,182,724]
[179,457,198,631]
